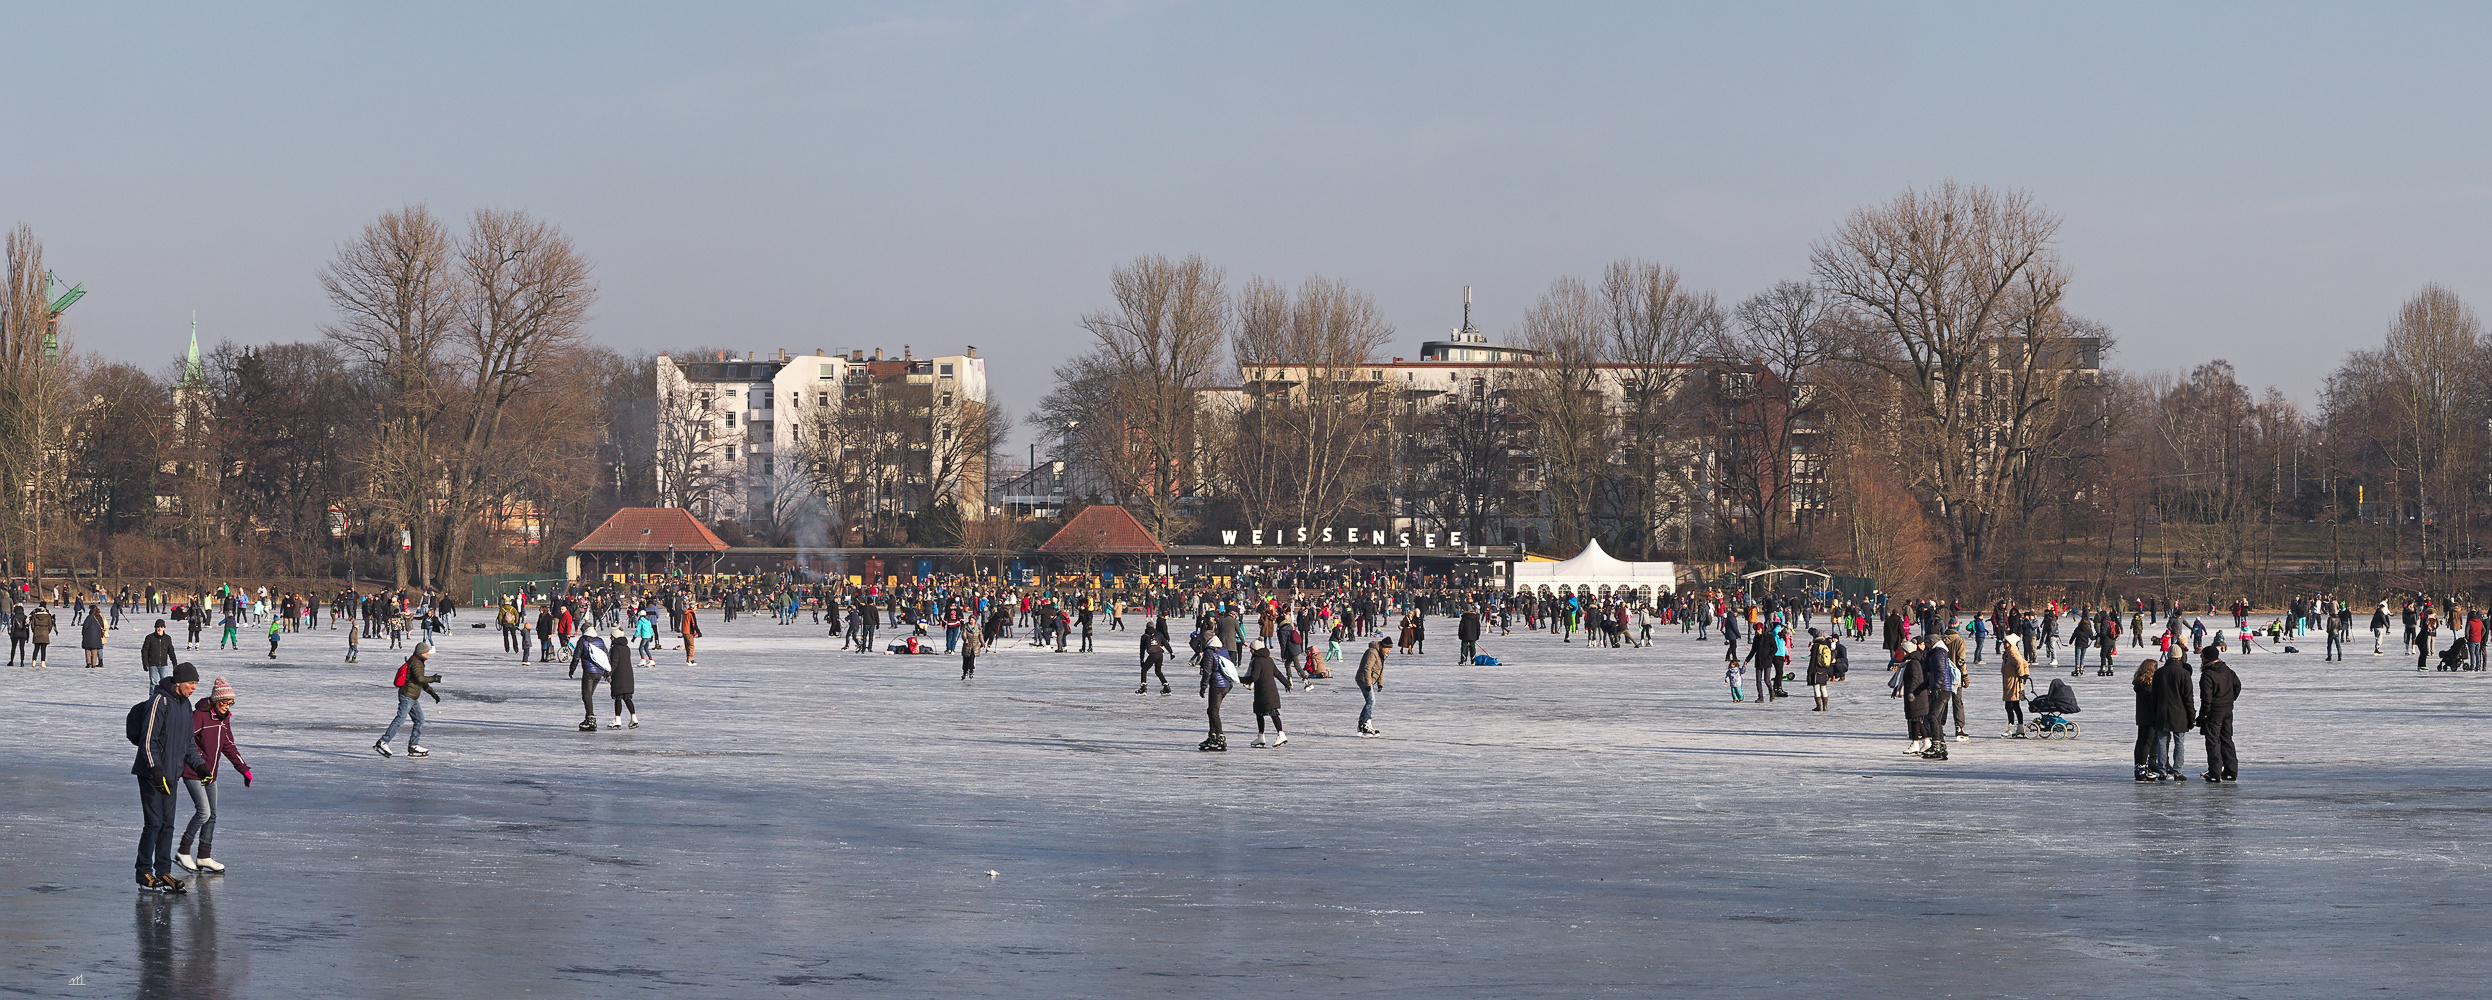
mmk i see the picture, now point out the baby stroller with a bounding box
[2022,678,2081,739]
[2436,635,2468,672]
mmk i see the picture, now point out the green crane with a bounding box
[43,269,84,358]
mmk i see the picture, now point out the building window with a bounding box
[761,458,773,477]
[726,445,737,461]
[939,364,954,377]
[819,364,836,379]
[817,392,830,406]
[940,392,953,407]
[726,412,737,428]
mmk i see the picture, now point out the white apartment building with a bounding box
[655,346,989,526]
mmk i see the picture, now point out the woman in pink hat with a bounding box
[178,676,253,874]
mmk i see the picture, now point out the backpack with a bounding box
[392,662,409,688]
[126,697,153,746]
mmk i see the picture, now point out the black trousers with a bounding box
[2202,713,2237,778]
[1205,685,1227,734]
[579,674,602,719]
[503,626,520,652]
[1141,653,1166,684]
[137,778,177,875]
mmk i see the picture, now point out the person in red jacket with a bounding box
[178,676,253,874]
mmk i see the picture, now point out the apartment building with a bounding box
[655,345,989,528]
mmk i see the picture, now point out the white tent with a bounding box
[1507,538,1676,599]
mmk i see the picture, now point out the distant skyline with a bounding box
[9,1,2490,445]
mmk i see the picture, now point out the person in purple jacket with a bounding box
[178,676,253,874]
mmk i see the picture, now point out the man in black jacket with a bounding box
[2198,648,2242,782]
[1458,606,1483,665]
[140,620,178,691]
[134,662,209,893]
[2150,655,2197,780]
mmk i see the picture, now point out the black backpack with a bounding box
[125,697,153,747]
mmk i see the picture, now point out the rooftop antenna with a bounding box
[1456,285,1481,342]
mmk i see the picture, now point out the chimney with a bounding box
[815,349,824,357]
[715,350,726,361]
[777,348,787,361]
[965,346,978,359]
[872,348,884,362]
[903,344,912,361]
[746,351,756,361]
[851,350,863,362]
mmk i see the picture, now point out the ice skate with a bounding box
[176,852,199,872]
[406,745,428,757]
[629,713,640,728]
[1160,684,1172,694]
[608,715,623,729]
[2200,771,2220,782]
[372,740,392,758]
[1135,684,1148,694]
[1250,734,1267,747]
[579,719,598,732]
[1271,731,1287,746]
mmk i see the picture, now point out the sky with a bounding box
[8,1,2490,447]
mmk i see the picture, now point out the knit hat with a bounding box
[155,619,167,628]
[210,677,235,702]
[171,662,200,684]
[413,642,434,658]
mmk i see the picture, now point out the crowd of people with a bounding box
[89,566,2470,894]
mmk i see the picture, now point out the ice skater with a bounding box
[374,642,440,758]
[133,662,209,894]
[1355,637,1388,736]
[1198,641,1235,751]
[960,622,980,680]
[568,628,610,731]
[177,677,252,876]
[1138,628,1168,693]
[606,625,638,728]
[1245,640,1291,747]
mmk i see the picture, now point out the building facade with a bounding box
[655,346,990,532]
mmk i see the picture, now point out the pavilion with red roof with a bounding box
[572,507,733,576]
[1038,506,1163,569]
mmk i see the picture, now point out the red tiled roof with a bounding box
[573,508,732,552]
[1038,506,1164,554]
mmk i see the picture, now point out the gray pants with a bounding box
[182,777,219,848]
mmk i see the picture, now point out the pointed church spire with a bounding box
[181,311,205,387]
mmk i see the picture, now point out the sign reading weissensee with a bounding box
[1218,528,1467,548]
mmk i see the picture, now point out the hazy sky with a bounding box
[10,2,2489,444]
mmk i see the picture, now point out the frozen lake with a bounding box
[2,610,2485,997]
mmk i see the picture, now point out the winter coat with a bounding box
[81,613,106,650]
[30,607,56,643]
[2152,660,2196,733]
[2197,658,2239,722]
[183,707,250,780]
[131,678,209,781]
[1805,639,1835,685]
[140,631,177,667]
[397,652,442,701]
[1247,648,1291,713]
[1459,611,1482,642]
[1215,614,1240,652]
[2000,642,2030,701]
[2133,676,2159,728]
[1900,652,1929,717]
[1355,642,1387,691]
[1881,613,1906,650]
[607,638,636,696]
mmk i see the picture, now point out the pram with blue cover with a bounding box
[2023,677,2081,739]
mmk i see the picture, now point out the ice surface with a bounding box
[2,613,2486,997]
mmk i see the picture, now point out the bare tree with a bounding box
[0,225,78,578]
[1225,275,1395,536]
[1041,254,1227,543]
[321,206,460,588]
[1811,181,2069,581]
[1511,276,1609,552]
[1599,260,1716,558]
[432,209,598,580]
[1711,279,1841,561]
